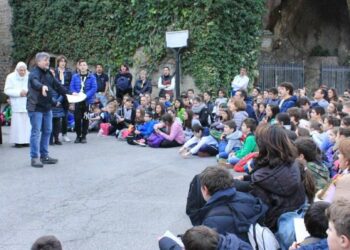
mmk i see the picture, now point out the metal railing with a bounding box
[258,63,304,91]
[320,65,350,94]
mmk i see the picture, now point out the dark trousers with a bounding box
[61,112,68,135]
[160,139,182,148]
[50,117,62,142]
[74,102,89,138]
[198,144,218,156]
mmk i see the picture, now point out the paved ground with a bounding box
[0,126,222,250]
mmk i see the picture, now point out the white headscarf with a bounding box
[15,61,29,80]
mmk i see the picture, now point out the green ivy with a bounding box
[10,0,265,93]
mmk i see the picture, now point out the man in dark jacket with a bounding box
[190,167,267,242]
[159,225,252,250]
[27,52,67,168]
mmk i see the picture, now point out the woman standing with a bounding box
[4,62,31,147]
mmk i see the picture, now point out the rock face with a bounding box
[0,0,13,92]
[261,0,350,64]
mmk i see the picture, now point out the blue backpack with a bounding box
[116,76,130,91]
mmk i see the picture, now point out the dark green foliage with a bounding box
[10,0,265,92]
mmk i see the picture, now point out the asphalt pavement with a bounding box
[0,126,221,250]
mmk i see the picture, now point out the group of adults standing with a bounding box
[2,51,178,168]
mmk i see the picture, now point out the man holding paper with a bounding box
[27,52,67,168]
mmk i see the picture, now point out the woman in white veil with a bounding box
[4,62,31,147]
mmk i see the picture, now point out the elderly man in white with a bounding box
[4,62,31,147]
[231,67,249,96]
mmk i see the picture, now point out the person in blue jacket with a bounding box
[190,167,267,243]
[278,82,297,113]
[159,225,252,250]
[134,111,158,139]
[70,59,97,143]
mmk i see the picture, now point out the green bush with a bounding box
[10,0,265,93]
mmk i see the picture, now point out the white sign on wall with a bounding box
[166,30,189,48]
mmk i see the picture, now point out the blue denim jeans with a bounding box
[95,92,108,107]
[228,156,241,165]
[28,111,52,159]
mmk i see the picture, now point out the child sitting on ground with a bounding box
[227,118,258,166]
[159,225,252,250]
[179,124,206,157]
[217,120,242,162]
[187,129,218,157]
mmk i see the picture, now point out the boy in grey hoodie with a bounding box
[217,120,242,161]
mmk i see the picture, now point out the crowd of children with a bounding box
[153,82,350,250]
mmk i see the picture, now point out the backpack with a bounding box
[248,223,280,250]
[186,174,207,225]
[275,203,309,250]
[147,132,165,148]
[116,76,130,91]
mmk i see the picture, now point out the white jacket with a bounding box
[4,71,29,113]
[231,75,249,91]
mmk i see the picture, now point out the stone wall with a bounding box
[0,0,13,92]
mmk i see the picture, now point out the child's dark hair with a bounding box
[288,107,302,123]
[224,120,237,131]
[182,226,219,250]
[312,106,326,116]
[145,111,153,119]
[326,199,350,239]
[268,87,278,96]
[309,120,323,132]
[323,115,340,127]
[199,167,234,196]
[295,137,321,163]
[338,127,350,138]
[243,118,257,132]
[161,113,174,124]
[304,201,330,238]
[298,97,310,107]
[217,88,226,97]
[341,115,350,127]
[184,110,193,129]
[31,235,62,250]
[298,162,316,203]
[267,104,280,120]
[192,123,204,133]
[279,82,294,95]
[296,127,310,137]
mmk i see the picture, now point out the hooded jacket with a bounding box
[191,188,268,242]
[278,95,297,113]
[158,233,253,250]
[234,111,248,130]
[251,160,306,230]
[225,130,243,154]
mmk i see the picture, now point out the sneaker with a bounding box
[81,137,87,144]
[31,158,44,168]
[62,134,71,142]
[134,139,146,147]
[40,156,58,164]
[74,137,81,143]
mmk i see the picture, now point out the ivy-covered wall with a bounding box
[10,0,265,93]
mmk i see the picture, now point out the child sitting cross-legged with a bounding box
[216,120,242,163]
[133,111,158,146]
[227,118,258,166]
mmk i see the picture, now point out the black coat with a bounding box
[27,66,67,112]
[251,160,306,230]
